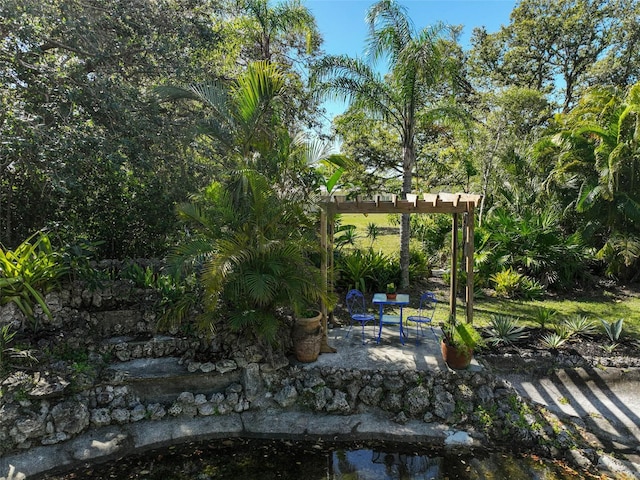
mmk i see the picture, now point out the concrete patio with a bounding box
[311,322,480,372]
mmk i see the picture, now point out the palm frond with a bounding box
[365,0,414,66]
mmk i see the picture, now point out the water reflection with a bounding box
[48,438,590,480]
[334,449,441,479]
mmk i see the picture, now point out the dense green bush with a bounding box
[490,268,544,300]
[170,170,328,343]
[335,248,400,293]
[476,207,593,292]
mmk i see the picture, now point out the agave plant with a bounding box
[562,314,597,337]
[485,314,529,346]
[540,332,567,350]
[601,318,624,343]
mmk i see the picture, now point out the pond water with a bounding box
[47,438,594,480]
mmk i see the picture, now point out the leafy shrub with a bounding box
[485,314,529,346]
[0,232,68,329]
[491,268,523,298]
[490,268,544,300]
[335,248,400,293]
[410,214,450,257]
[519,277,545,300]
[408,247,431,283]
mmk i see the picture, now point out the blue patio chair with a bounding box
[406,292,438,344]
[345,289,376,345]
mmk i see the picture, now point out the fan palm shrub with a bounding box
[478,203,592,292]
[171,170,329,343]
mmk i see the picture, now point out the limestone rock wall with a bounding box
[0,357,562,459]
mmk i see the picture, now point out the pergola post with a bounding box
[449,212,458,321]
[465,207,475,324]
[320,207,336,353]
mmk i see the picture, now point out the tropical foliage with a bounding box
[2,0,640,338]
[171,170,326,342]
[541,84,640,281]
[161,61,336,341]
[0,232,67,329]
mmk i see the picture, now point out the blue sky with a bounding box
[304,0,517,122]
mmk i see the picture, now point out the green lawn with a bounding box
[338,213,412,255]
[462,294,640,336]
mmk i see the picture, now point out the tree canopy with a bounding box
[2,0,639,283]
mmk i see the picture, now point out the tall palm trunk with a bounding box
[400,137,414,288]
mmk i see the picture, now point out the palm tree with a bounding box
[311,0,463,287]
[156,61,286,169]
[170,169,327,343]
[543,83,640,279]
[240,0,319,63]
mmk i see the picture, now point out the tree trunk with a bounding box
[400,140,414,288]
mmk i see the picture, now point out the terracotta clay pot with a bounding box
[386,293,397,300]
[295,311,322,333]
[440,340,472,369]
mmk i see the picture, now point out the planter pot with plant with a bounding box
[386,283,397,300]
[440,317,482,369]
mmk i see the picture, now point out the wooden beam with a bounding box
[328,201,471,214]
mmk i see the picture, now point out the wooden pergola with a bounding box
[319,192,483,353]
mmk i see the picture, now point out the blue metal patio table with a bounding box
[372,293,410,345]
